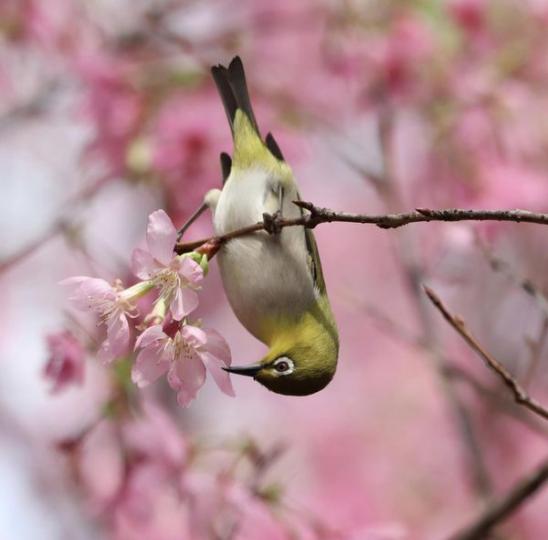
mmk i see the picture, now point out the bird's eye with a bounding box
[272,357,294,375]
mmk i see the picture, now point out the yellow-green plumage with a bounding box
[206,56,338,396]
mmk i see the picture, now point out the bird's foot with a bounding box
[262,211,283,235]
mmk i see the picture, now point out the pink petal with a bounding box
[146,209,177,266]
[96,339,115,364]
[131,248,159,280]
[108,313,130,351]
[166,365,182,391]
[78,277,115,299]
[44,331,86,394]
[59,276,88,287]
[177,256,204,285]
[201,353,235,397]
[122,401,187,468]
[170,288,199,320]
[181,324,208,348]
[65,277,115,312]
[168,354,206,407]
[135,325,166,349]
[98,313,129,363]
[132,347,170,388]
[202,329,231,367]
[80,421,124,508]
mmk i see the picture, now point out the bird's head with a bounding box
[224,309,339,396]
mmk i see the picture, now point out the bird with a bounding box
[180,56,338,396]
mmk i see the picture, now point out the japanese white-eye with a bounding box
[187,57,339,395]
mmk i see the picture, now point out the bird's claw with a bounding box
[262,211,283,235]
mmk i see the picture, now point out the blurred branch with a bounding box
[392,249,493,500]
[448,455,548,540]
[477,237,548,317]
[424,286,548,422]
[375,110,493,502]
[0,174,111,275]
[524,316,548,389]
[362,304,548,438]
[445,365,548,439]
[175,203,548,254]
[0,79,62,135]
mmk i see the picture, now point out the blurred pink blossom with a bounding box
[133,324,234,406]
[365,15,434,103]
[75,50,145,177]
[78,419,125,512]
[0,0,76,46]
[149,91,230,219]
[113,461,190,540]
[77,402,190,537]
[449,0,488,35]
[43,330,85,393]
[121,400,188,470]
[132,209,203,321]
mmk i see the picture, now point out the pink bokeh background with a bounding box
[2,1,548,538]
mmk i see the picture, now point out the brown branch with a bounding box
[174,202,548,254]
[424,286,548,422]
[408,276,493,499]
[361,305,548,437]
[447,455,548,540]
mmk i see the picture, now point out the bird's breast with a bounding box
[212,168,316,343]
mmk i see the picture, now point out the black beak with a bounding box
[222,363,262,377]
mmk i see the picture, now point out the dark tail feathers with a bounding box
[211,56,261,138]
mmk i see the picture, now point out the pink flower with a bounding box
[79,420,125,512]
[62,277,145,363]
[75,50,144,177]
[122,400,188,471]
[43,330,85,393]
[364,15,433,103]
[132,324,234,407]
[449,0,487,35]
[132,210,203,320]
[150,92,231,220]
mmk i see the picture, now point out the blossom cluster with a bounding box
[59,209,234,407]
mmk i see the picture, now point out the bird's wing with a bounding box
[304,225,327,295]
[264,130,327,294]
[265,132,284,161]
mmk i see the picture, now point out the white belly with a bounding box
[212,168,316,341]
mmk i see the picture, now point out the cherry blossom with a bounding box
[62,277,152,363]
[43,330,85,393]
[132,324,234,407]
[132,209,204,321]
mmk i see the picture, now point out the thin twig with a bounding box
[175,202,548,254]
[424,286,548,422]
[447,455,548,540]
[476,237,548,317]
[404,265,493,499]
[376,110,494,503]
[360,304,548,437]
[524,316,548,389]
[445,365,548,438]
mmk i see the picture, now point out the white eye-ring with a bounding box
[272,357,295,376]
